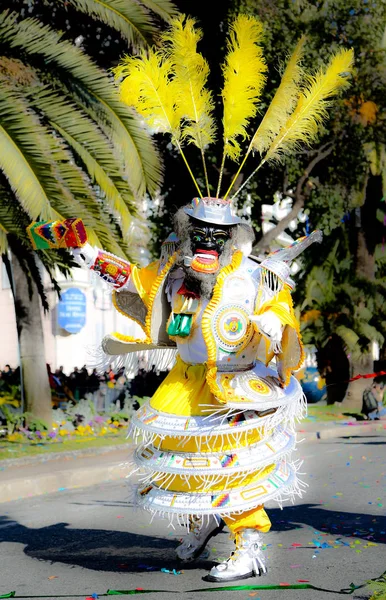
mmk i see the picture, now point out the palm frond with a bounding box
[0,180,34,248]
[45,131,131,257]
[0,220,7,253]
[0,86,63,221]
[53,122,134,235]
[139,0,179,22]
[357,322,384,346]
[0,85,130,257]
[28,86,139,218]
[0,12,162,198]
[335,324,360,354]
[63,0,156,48]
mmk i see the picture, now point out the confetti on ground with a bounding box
[161,568,182,575]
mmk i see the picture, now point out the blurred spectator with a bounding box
[88,368,101,394]
[47,364,73,407]
[78,365,89,395]
[362,377,385,419]
[129,365,168,398]
[2,364,13,384]
[69,367,82,400]
[317,335,350,405]
[55,366,68,386]
[104,364,116,386]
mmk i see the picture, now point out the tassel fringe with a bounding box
[85,344,178,377]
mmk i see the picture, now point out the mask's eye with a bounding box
[192,231,203,243]
[214,231,229,247]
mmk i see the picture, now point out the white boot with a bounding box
[206,528,267,582]
[176,515,224,562]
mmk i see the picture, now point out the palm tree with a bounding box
[0,1,178,424]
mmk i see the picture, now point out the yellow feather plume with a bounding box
[114,50,180,138]
[265,48,354,163]
[162,16,216,151]
[221,14,267,162]
[251,36,306,156]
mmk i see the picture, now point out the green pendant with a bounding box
[167,313,193,337]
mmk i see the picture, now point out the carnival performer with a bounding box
[75,201,318,581]
[71,14,353,583]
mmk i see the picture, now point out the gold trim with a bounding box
[144,253,177,340]
[110,331,149,344]
[201,251,243,401]
[111,253,177,345]
[278,288,304,386]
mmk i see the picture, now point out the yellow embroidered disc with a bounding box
[248,378,271,395]
[214,305,253,351]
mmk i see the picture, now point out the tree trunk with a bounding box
[11,252,52,426]
[342,176,380,411]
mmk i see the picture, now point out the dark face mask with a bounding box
[190,224,231,256]
[187,222,231,274]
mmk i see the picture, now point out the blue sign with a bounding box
[57,288,87,334]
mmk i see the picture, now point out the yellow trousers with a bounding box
[150,357,272,534]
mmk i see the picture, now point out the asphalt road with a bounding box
[0,432,385,600]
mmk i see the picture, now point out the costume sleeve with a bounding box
[129,261,161,306]
[77,244,159,303]
[254,286,304,386]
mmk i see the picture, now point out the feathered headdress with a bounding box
[114,14,354,203]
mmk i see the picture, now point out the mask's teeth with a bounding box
[196,253,216,260]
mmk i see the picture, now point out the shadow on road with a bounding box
[336,439,386,445]
[269,504,385,544]
[0,502,384,573]
[0,514,215,572]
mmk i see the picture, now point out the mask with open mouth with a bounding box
[189,223,231,274]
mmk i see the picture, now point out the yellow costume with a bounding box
[97,237,311,530]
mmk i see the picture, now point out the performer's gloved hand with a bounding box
[250,311,283,345]
[71,243,98,268]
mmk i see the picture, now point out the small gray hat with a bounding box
[183,197,242,226]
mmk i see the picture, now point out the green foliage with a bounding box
[242,0,385,233]
[0,405,23,434]
[0,406,49,434]
[299,229,386,360]
[0,0,178,286]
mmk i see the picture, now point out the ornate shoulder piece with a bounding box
[260,230,323,292]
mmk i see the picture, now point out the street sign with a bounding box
[57,287,87,334]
